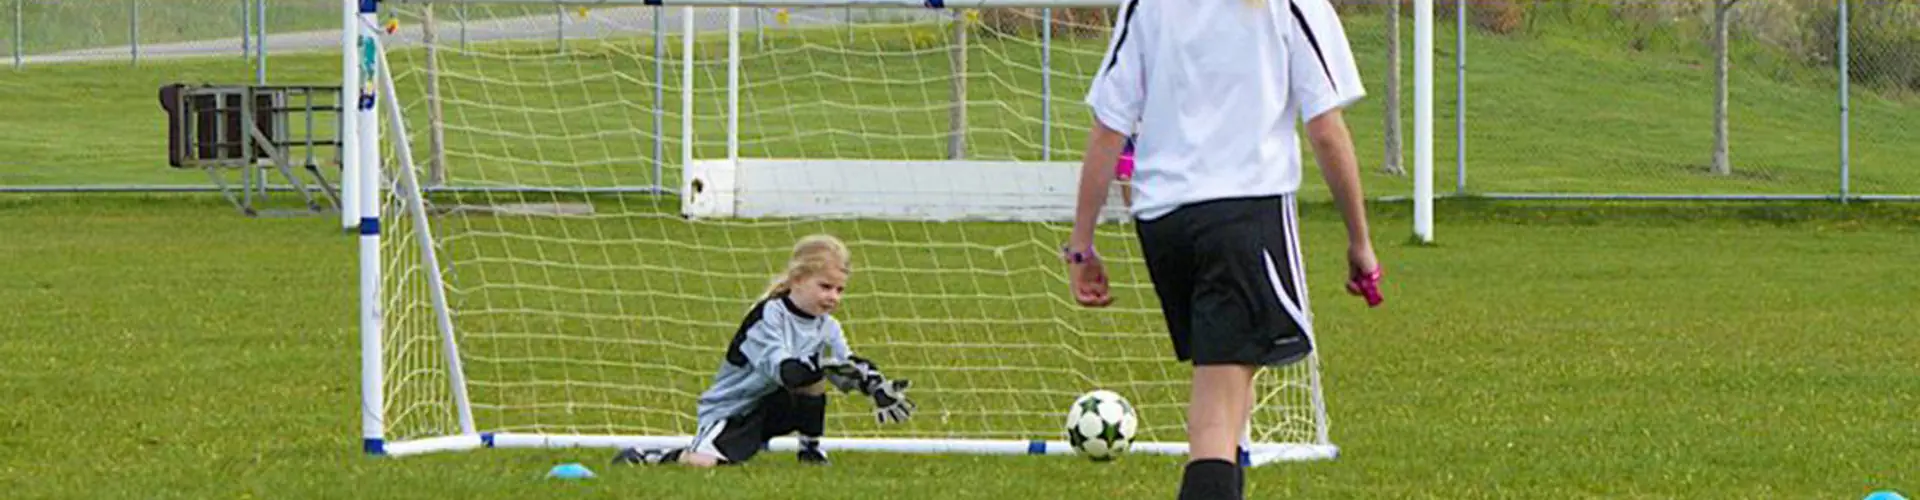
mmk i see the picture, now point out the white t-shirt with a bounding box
[1085,0,1366,221]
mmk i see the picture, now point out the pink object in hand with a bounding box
[1345,268,1383,308]
[1115,141,1136,180]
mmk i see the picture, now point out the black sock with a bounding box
[1177,459,1243,500]
[795,393,828,445]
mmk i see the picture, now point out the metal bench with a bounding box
[160,83,345,216]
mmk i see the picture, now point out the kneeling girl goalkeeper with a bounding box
[614,234,916,467]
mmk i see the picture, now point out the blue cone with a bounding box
[1865,491,1908,500]
[547,462,595,480]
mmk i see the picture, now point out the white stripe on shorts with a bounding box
[691,419,730,461]
[1281,194,1316,341]
[1260,248,1313,342]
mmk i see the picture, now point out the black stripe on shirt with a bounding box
[1103,0,1144,73]
[724,299,772,367]
[1290,1,1339,93]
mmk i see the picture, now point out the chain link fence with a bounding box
[1333,0,1918,201]
[0,0,610,68]
[4,0,328,67]
[1,0,1914,200]
[1835,0,1920,199]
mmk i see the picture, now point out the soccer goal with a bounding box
[352,0,1337,466]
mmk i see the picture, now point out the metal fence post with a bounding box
[1838,0,1850,203]
[130,0,140,66]
[1040,8,1051,162]
[653,7,664,188]
[12,0,22,70]
[256,0,266,84]
[1456,0,1467,195]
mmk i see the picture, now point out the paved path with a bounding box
[18,6,940,64]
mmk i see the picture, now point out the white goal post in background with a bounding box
[346,0,1436,465]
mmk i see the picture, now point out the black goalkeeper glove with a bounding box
[824,356,916,424]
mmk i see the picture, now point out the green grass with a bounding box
[2,12,1915,196]
[2,196,1917,498]
[3,10,1920,499]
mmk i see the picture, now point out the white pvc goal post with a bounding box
[345,0,1433,466]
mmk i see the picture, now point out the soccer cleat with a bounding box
[611,447,680,465]
[796,447,830,465]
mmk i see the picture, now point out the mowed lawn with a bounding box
[0,196,1915,498]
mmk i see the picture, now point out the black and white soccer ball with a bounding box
[1065,390,1138,461]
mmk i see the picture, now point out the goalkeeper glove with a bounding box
[824,356,916,424]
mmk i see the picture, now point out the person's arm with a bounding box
[1306,110,1372,262]
[1067,0,1145,308]
[1067,122,1129,255]
[1287,0,1382,303]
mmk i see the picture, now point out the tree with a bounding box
[1383,0,1405,176]
[1711,0,1741,176]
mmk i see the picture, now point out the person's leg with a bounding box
[1179,364,1256,500]
[700,395,786,467]
[1188,365,1256,461]
[683,413,755,467]
[679,449,722,467]
[1177,196,1315,499]
[1241,380,1256,465]
[792,381,830,463]
[614,417,731,467]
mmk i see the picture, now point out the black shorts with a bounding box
[1135,195,1314,366]
[690,390,809,464]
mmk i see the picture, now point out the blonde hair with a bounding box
[762,234,852,299]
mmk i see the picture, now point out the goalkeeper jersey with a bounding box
[1084,0,1366,221]
[695,294,851,426]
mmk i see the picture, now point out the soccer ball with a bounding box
[1065,390,1138,461]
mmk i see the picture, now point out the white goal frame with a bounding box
[346,0,1427,466]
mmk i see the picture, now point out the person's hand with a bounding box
[1345,244,1383,307]
[1066,248,1113,308]
[870,379,915,424]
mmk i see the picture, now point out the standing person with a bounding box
[1060,0,1384,498]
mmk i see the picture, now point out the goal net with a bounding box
[364,0,1334,464]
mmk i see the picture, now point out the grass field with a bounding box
[3,7,1920,500]
[3,196,1918,498]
